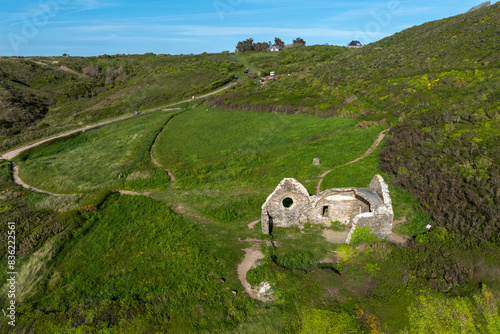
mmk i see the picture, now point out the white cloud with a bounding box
[64,22,388,40]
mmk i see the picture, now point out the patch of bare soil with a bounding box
[322,229,350,244]
[237,247,273,303]
[391,216,411,245]
[116,190,151,196]
[247,220,259,229]
[318,254,339,264]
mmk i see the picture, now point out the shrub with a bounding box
[406,286,500,334]
[337,244,358,273]
[274,250,318,270]
[350,227,378,247]
[300,308,361,334]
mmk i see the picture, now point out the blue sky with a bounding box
[0,0,490,56]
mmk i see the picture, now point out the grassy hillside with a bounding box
[153,107,386,191]
[211,3,499,119]
[3,194,255,332]
[1,3,500,333]
[211,3,500,242]
[14,109,180,194]
[0,52,243,152]
[2,103,500,333]
[12,106,388,224]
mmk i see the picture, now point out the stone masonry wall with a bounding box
[262,175,394,243]
[345,175,394,243]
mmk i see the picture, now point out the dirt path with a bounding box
[0,83,237,194]
[11,162,65,196]
[149,113,183,183]
[322,229,350,244]
[316,129,390,194]
[237,247,273,303]
[1,116,131,161]
[116,190,151,196]
[247,220,260,230]
[230,55,259,74]
[0,83,236,162]
[391,216,410,245]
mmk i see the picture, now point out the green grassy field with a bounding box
[14,109,180,194]
[14,106,388,223]
[152,107,387,223]
[3,102,500,333]
[153,107,386,191]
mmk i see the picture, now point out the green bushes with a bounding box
[350,227,378,247]
[274,250,318,270]
[406,285,500,333]
[300,308,362,334]
[381,120,500,243]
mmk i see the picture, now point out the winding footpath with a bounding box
[316,128,390,194]
[11,163,64,196]
[0,83,237,193]
[237,248,273,303]
[149,114,181,183]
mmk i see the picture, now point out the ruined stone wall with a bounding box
[368,174,392,208]
[310,189,371,227]
[261,178,312,234]
[346,175,394,243]
[262,175,394,243]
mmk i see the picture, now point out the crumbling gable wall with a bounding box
[345,175,394,243]
[261,178,312,234]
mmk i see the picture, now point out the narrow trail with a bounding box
[316,129,390,194]
[0,83,236,161]
[237,247,273,303]
[11,162,65,197]
[230,55,259,74]
[149,112,185,183]
[0,83,237,194]
[391,216,410,245]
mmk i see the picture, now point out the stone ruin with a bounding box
[261,175,394,243]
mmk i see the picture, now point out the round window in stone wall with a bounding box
[282,197,294,208]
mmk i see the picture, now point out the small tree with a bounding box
[274,37,285,49]
[293,37,306,46]
[254,42,270,51]
[236,38,254,52]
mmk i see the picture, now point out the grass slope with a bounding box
[8,195,253,333]
[154,107,386,192]
[14,109,179,193]
[211,3,500,243]
[0,52,243,152]
[2,4,500,334]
